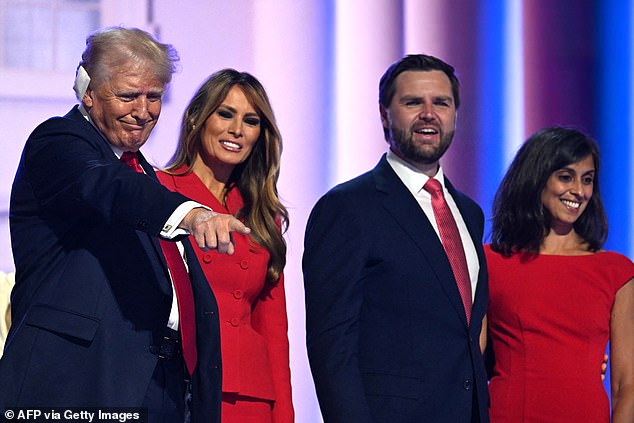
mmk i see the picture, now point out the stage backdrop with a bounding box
[0,1,631,421]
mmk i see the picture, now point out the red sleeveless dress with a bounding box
[485,245,634,422]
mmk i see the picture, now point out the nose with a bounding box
[419,103,434,120]
[228,119,242,137]
[131,97,150,121]
[570,180,584,197]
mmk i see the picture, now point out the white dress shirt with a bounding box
[386,150,479,300]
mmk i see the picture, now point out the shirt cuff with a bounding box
[160,201,213,239]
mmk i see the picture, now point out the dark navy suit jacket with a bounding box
[303,155,489,423]
[0,106,221,422]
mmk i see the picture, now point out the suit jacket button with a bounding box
[233,290,243,299]
[203,253,213,263]
[240,260,249,269]
[230,317,240,327]
[463,378,472,391]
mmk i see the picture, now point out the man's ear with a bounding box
[379,105,388,127]
[82,89,93,108]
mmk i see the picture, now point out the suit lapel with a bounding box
[372,156,468,325]
[67,107,174,298]
[135,152,173,297]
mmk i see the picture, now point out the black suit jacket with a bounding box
[303,155,489,423]
[0,106,221,422]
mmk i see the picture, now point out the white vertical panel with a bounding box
[252,2,331,422]
[403,0,446,55]
[333,0,402,183]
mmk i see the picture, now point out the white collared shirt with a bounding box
[386,150,479,300]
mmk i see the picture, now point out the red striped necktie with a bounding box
[120,151,198,374]
[423,178,473,324]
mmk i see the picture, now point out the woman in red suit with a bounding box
[485,127,634,422]
[158,69,293,423]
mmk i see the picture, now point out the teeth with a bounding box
[415,128,437,134]
[561,200,580,209]
[221,140,241,149]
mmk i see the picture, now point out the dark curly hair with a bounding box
[490,127,607,255]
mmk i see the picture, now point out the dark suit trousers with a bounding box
[471,387,482,423]
[142,357,188,423]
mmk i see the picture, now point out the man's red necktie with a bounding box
[120,151,198,374]
[423,178,473,324]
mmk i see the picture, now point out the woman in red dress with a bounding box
[485,127,634,422]
[158,69,293,423]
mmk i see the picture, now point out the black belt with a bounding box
[150,328,183,360]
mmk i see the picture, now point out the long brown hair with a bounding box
[165,69,288,284]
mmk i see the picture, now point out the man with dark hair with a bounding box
[304,54,489,422]
[0,27,250,422]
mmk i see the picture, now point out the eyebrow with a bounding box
[218,104,259,117]
[399,95,454,103]
[117,88,164,96]
[558,167,595,175]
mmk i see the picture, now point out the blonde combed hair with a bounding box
[78,26,179,88]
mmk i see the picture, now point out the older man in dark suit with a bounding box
[0,27,250,422]
[303,54,489,423]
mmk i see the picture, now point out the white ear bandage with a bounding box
[73,65,91,101]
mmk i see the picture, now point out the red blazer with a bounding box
[158,169,294,422]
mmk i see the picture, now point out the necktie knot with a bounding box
[423,178,443,196]
[120,151,144,173]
